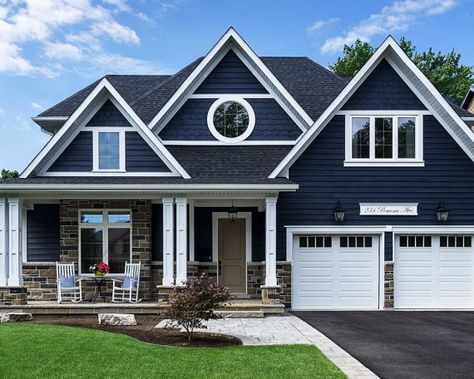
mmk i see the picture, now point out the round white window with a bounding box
[207,97,255,143]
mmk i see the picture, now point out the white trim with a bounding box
[287,225,385,310]
[175,197,187,284]
[207,97,256,143]
[189,200,195,262]
[337,110,431,116]
[461,87,473,109]
[92,128,126,172]
[22,79,190,179]
[343,161,425,167]
[392,225,474,234]
[462,117,474,121]
[162,197,174,286]
[161,140,297,146]
[270,36,474,178]
[0,199,7,286]
[7,198,22,286]
[212,211,252,293]
[78,209,132,275]
[265,197,277,286]
[40,171,177,177]
[190,93,273,99]
[32,116,68,122]
[148,28,313,133]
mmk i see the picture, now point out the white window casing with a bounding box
[162,197,175,286]
[344,113,424,167]
[175,197,187,285]
[92,128,126,172]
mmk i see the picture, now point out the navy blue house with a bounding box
[1,28,474,310]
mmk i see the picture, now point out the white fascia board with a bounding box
[21,79,190,179]
[147,27,313,132]
[462,117,474,121]
[0,183,299,191]
[460,87,473,108]
[270,36,474,178]
[21,78,111,178]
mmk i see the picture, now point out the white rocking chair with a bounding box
[56,262,83,304]
[112,262,141,303]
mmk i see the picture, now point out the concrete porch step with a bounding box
[215,310,264,318]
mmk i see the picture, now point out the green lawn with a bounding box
[0,323,345,379]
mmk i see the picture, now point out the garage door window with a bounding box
[340,236,372,248]
[440,235,472,248]
[399,235,431,248]
[299,236,332,248]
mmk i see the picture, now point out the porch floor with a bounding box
[2,299,285,316]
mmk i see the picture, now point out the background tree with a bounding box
[329,38,474,104]
[1,169,19,179]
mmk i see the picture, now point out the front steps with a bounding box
[3,299,285,316]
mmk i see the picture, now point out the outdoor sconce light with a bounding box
[334,201,345,223]
[435,202,449,222]
[228,200,238,222]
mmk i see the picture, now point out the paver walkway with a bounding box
[199,315,378,379]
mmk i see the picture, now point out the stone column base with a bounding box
[0,287,28,306]
[260,285,281,305]
[156,285,176,305]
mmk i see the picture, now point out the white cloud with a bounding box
[321,0,457,53]
[136,12,154,23]
[31,102,43,110]
[307,18,339,35]
[0,0,160,77]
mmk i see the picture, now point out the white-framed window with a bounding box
[92,128,126,172]
[344,113,424,166]
[79,210,132,274]
[207,96,256,143]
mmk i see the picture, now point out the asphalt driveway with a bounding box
[292,311,474,379]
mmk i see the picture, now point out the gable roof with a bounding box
[461,86,474,111]
[22,78,190,178]
[270,36,474,178]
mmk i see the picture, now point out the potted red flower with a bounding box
[89,262,110,276]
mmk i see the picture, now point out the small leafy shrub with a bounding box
[164,274,230,341]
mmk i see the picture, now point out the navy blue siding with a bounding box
[48,131,92,172]
[86,99,131,126]
[159,98,301,141]
[125,132,170,172]
[342,60,427,110]
[195,51,268,94]
[152,204,163,261]
[385,232,393,261]
[276,114,474,260]
[194,207,265,262]
[27,204,60,262]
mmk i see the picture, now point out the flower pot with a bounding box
[95,272,104,277]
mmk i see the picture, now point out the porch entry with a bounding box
[212,212,252,294]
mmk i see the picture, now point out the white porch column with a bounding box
[162,197,175,286]
[265,197,278,286]
[7,198,22,286]
[175,197,188,284]
[0,198,7,286]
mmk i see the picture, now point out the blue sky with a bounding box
[1,0,473,172]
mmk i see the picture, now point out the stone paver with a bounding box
[198,315,378,379]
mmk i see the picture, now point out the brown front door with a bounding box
[218,218,246,293]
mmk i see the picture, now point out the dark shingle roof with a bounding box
[35,57,347,124]
[447,99,474,118]
[261,57,347,120]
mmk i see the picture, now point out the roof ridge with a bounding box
[302,57,348,83]
[129,57,204,107]
[105,74,170,78]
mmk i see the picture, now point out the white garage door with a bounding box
[292,235,380,310]
[395,235,474,309]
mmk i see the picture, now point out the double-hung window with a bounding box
[79,210,131,274]
[345,113,423,166]
[92,129,126,172]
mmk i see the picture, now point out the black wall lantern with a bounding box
[435,202,449,222]
[228,200,238,222]
[334,201,345,223]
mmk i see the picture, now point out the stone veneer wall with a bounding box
[247,262,292,306]
[384,262,394,308]
[0,287,28,306]
[23,263,57,301]
[41,199,153,301]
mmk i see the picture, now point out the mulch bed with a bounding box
[31,315,242,348]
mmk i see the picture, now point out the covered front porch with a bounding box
[0,191,291,307]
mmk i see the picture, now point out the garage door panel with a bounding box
[292,235,379,310]
[395,234,474,309]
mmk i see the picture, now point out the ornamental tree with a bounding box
[163,274,230,342]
